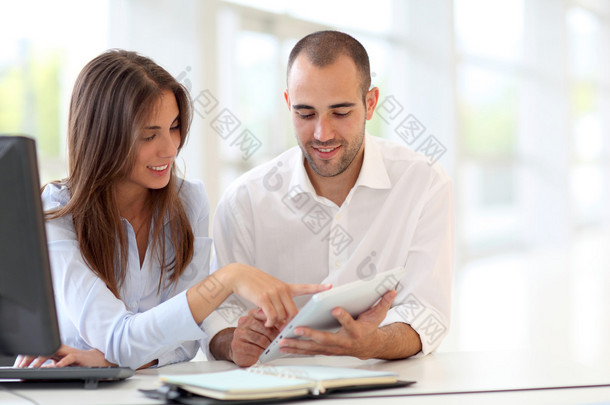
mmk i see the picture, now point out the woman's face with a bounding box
[118,90,181,196]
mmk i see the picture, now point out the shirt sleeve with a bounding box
[201,185,255,358]
[380,172,454,356]
[210,184,256,270]
[49,245,204,369]
[46,181,212,369]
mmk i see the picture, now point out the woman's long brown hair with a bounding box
[47,49,194,298]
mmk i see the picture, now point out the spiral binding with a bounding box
[247,364,311,380]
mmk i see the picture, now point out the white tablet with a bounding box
[257,266,406,364]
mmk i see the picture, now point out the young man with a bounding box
[204,31,454,367]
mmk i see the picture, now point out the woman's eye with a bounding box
[170,123,181,131]
[144,134,156,142]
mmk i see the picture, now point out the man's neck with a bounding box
[305,147,365,207]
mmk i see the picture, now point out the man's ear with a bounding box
[365,87,380,120]
[284,89,291,111]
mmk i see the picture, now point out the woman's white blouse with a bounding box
[41,179,212,369]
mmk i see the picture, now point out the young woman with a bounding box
[14,50,326,369]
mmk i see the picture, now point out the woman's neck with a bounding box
[115,184,151,222]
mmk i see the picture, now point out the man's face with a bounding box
[285,54,377,178]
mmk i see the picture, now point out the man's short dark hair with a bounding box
[287,30,371,99]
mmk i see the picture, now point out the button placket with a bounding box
[124,220,142,311]
[327,209,352,272]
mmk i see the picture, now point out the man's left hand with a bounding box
[278,290,397,359]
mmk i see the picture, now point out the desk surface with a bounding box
[1,350,609,404]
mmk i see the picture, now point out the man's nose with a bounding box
[314,115,334,142]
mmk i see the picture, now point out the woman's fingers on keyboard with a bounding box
[54,354,77,367]
[13,355,23,367]
[29,355,52,368]
[13,345,111,368]
[59,347,115,368]
[13,354,39,368]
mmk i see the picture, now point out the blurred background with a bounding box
[1,0,608,364]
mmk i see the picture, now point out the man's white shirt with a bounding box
[204,134,454,357]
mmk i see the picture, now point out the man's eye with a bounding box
[334,111,351,118]
[297,112,315,119]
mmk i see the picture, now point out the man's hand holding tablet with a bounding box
[256,267,406,364]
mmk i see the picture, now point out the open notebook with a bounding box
[147,365,414,402]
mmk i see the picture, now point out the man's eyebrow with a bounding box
[292,104,314,110]
[329,102,356,109]
[292,102,356,110]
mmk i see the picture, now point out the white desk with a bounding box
[1,350,609,404]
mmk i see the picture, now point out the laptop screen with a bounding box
[0,135,61,357]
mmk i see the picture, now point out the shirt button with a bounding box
[336,213,342,220]
[334,261,341,268]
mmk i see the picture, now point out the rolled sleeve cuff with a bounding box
[157,350,182,368]
[156,340,202,367]
[380,304,449,357]
[201,296,246,360]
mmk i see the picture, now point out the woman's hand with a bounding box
[187,263,330,327]
[13,345,115,368]
[224,263,331,327]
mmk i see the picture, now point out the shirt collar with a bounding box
[354,134,392,190]
[288,148,318,197]
[287,133,392,198]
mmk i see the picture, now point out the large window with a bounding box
[567,6,609,227]
[0,0,108,184]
